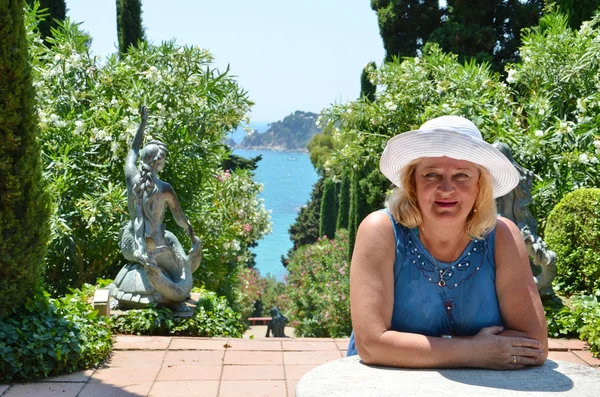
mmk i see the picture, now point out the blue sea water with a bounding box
[232,148,318,280]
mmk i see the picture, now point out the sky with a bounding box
[66,0,386,123]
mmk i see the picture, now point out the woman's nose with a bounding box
[437,176,454,192]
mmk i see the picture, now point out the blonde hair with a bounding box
[385,159,497,239]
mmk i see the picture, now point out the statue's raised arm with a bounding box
[125,107,148,185]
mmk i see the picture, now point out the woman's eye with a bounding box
[424,173,439,178]
[454,173,470,180]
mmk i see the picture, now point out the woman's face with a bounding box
[414,157,479,225]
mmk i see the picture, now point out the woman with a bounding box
[347,115,548,370]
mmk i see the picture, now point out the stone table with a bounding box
[296,356,600,397]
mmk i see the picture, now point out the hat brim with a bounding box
[379,127,520,198]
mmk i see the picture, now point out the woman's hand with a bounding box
[469,326,544,370]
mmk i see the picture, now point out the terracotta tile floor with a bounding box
[1,336,598,397]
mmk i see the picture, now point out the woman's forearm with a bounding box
[357,330,474,368]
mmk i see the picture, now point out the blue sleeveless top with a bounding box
[347,210,503,356]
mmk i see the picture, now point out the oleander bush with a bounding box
[318,12,600,238]
[283,229,351,337]
[0,286,112,383]
[111,287,245,337]
[545,188,600,295]
[24,7,270,300]
[234,267,265,321]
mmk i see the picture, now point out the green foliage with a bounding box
[238,111,323,150]
[336,175,350,230]
[360,62,377,101]
[288,176,324,251]
[371,0,442,60]
[257,273,287,316]
[116,0,145,58]
[282,229,351,337]
[321,13,600,238]
[555,0,600,29]
[372,0,543,71]
[0,286,113,382]
[25,0,66,44]
[506,13,600,227]
[307,127,335,173]
[545,294,600,357]
[111,288,245,337]
[234,267,264,321]
[25,12,270,299]
[0,0,51,318]
[347,170,360,262]
[221,152,262,173]
[319,178,337,239]
[545,188,600,295]
[428,1,543,72]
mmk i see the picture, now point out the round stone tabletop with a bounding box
[296,356,600,397]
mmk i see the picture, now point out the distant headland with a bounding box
[234,111,322,152]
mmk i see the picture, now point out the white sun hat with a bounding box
[379,115,519,198]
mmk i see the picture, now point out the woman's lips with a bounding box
[435,201,457,208]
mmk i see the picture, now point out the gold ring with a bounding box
[511,355,517,365]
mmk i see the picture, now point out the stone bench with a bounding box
[296,355,600,397]
[248,316,272,325]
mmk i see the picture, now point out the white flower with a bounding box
[506,69,517,84]
[579,153,590,164]
[593,140,600,149]
[385,102,397,111]
[592,157,599,164]
[535,130,544,137]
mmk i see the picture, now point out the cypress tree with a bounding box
[116,0,145,58]
[319,178,337,239]
[336,175,351,230]
[427,0,543,72]
[555,0,600,29]
[371,0,442,60]
[347,170,360,262]
[0,0,51,317]
[289,176,325,249]
[26,0,66,44]
[360,62,377,102]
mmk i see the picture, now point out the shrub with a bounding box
[545,294,600,357]
[283,229,351,337]
[0,286,112,382]
[506,13,600,229]
[111,288,245,337]
[234,267,265,321]
[24,9,270,299]
[257,273,287,316]
[545,188,600,295]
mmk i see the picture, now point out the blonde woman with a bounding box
[347,116,547,369]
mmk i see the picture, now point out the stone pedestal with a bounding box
[296,356,600,397]
[92,288,110,317]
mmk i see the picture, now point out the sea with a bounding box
[228,125,319,281]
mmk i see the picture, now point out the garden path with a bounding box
[0,336,598,397]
